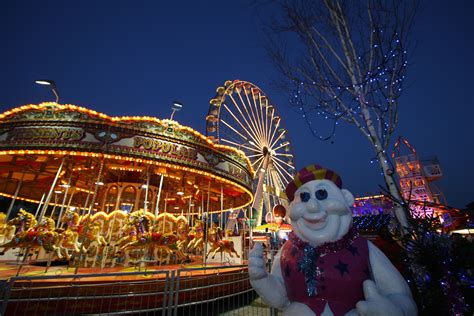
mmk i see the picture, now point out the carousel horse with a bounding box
[0,212,15,244]
[206,222,240,259]
[56,209,83,259]
[100,210,129,267]
[155,212,178,233]
[113,211,154,266]
[1,212,60,258]
[83,221,108,267]
[115,211,183,266]
[150,232,183,264]
[33,217,61,254]
[187,219,205,252]
[176,218,192,251]
[0,209,38,255]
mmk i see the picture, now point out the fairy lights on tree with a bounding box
[261,0,418,231]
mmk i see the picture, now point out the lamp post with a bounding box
[35,79,59,103]
[170,101,183,120]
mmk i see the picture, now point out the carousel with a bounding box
[0,102,255,272]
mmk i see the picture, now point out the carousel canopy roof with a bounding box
[0,103,255,214]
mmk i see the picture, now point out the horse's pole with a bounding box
[39,157,66,222]
[143,168,150,215]
[57,172,73,227]
[49,194,59,219]
[87,158,105,215]
[6,172,25,220]
[187,196,192,224]
[162,193,168,234]
[34,193,46,219]
[220,184,223,229]
[154,174,164,222]
[204,180,211,268]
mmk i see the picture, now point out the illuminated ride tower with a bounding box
[392,137,444,218]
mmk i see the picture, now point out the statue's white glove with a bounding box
[248,243,267,280]
[356,280,404,316]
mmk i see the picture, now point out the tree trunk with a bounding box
[375,144,410,234]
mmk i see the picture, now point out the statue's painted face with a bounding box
[288,180,354,247]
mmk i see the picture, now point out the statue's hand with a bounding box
[356,280,403,316]
[248,243,267,280]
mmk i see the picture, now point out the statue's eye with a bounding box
[299,192,310,202]
[315,189,328,200]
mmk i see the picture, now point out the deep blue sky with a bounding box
[1,1,473,208]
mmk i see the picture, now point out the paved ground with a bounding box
[220,297,279,316]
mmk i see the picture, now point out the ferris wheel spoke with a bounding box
[221,139,260,152]
[251,89,267,146]
[242,88,265,145]
[272,158,295,181]
[269,129,286,150]
[247,153,264,159]
[263,99,271,146]
[272,155,296,171]
[271,170,285,204]
[222,103,261,146]
[228,94,263,145]
[221,119,258,147]
[266,106,275,147]
[260,96,269,145]
[268,117,281,149]
[266,171,276,205]
[235,90,264,146]
[272,141,290,152]
[251,154,264,167]
[272,162,291,188]
[275,152,293,158]
[270,168,285,202]
[253,157,265,174]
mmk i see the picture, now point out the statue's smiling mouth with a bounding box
[302,213,327,228]
[304,218,325,224]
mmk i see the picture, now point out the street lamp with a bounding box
[170,101,183,120]
[35,79,59,103]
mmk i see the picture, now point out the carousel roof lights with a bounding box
[176,191,184,196]
[0,103,255,176]
[54,190,62,194]
[95,181,105,186]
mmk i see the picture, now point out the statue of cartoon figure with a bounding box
[249,165,417,316]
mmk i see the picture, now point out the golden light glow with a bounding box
[0,149,254,213]
[354,194,385,201]
[0,102,255,176]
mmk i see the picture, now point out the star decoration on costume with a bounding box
[347,244,359,256]
[334,260,349,276]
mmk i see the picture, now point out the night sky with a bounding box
[1,1,473,208]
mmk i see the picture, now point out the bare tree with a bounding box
[260,0,418,231]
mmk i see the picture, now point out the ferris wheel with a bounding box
[206,80,295,226]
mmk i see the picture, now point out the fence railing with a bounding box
[0,265,277,316]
